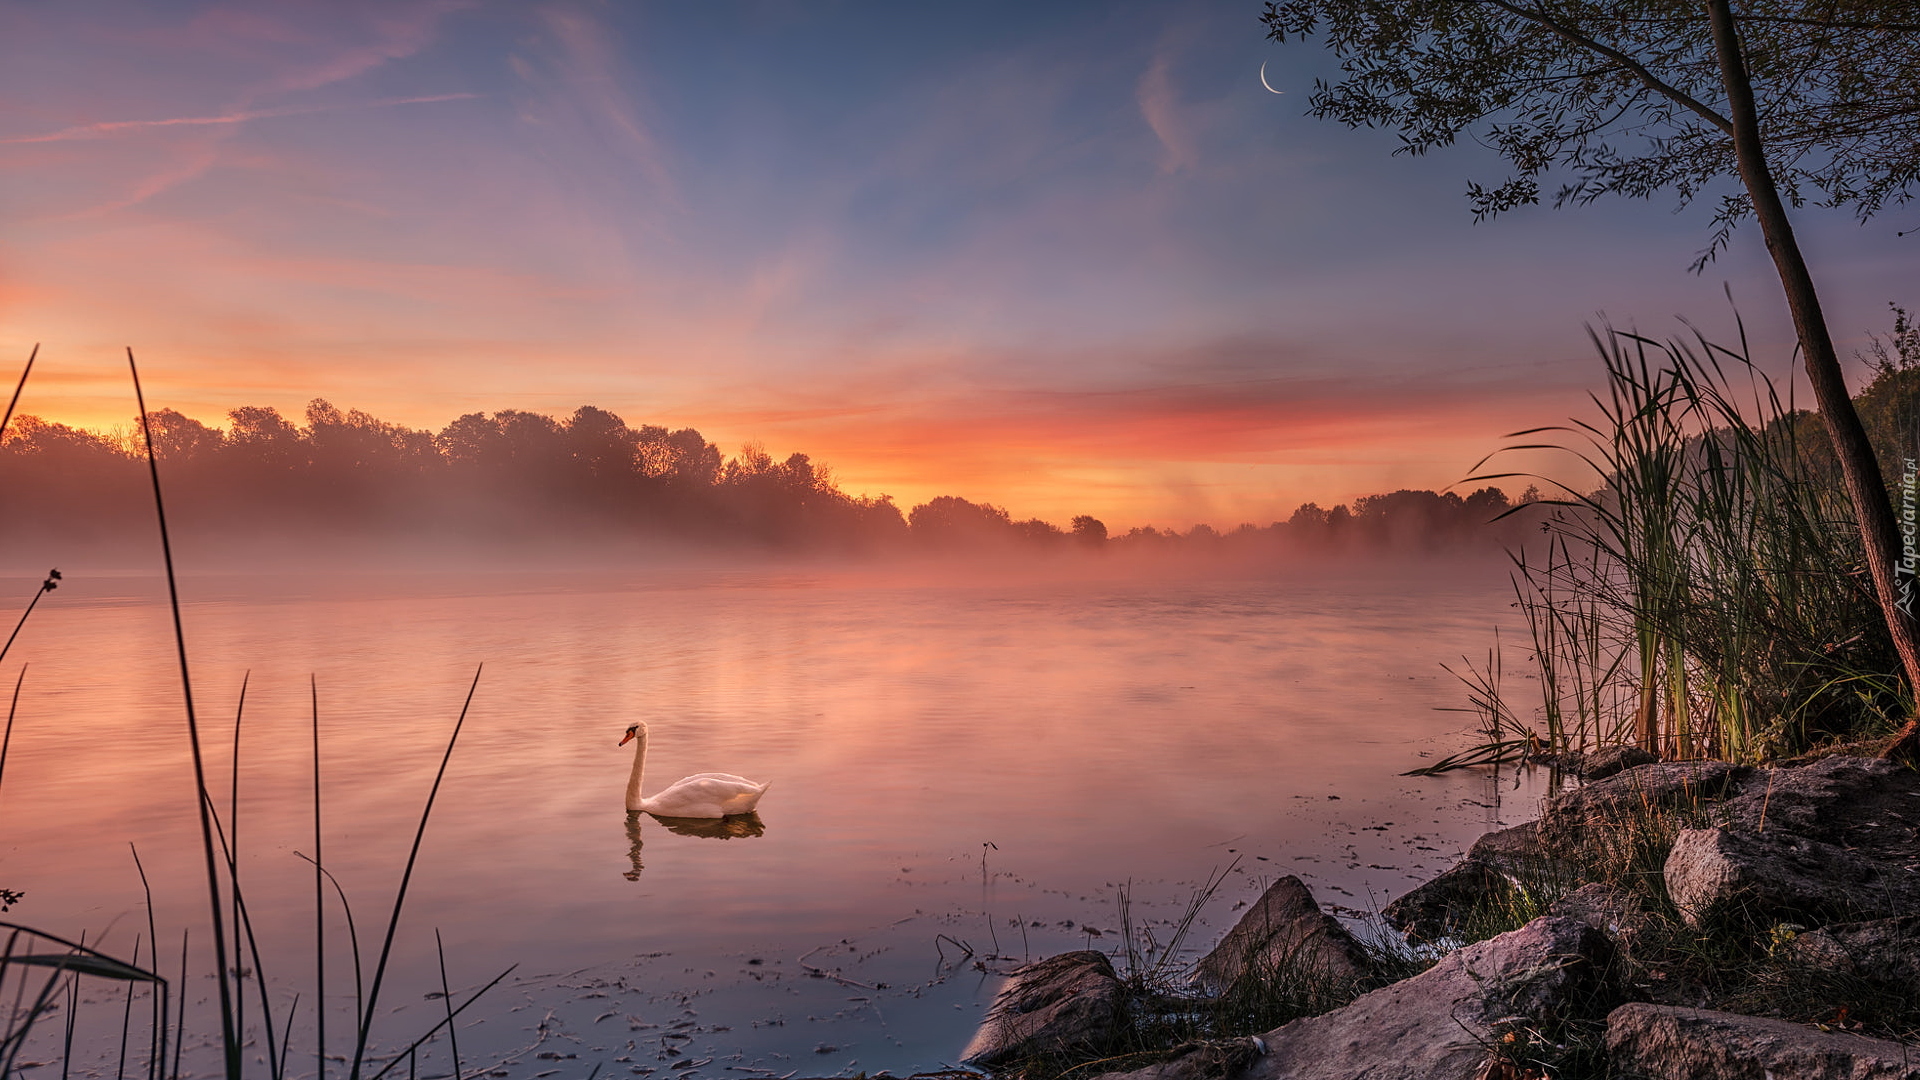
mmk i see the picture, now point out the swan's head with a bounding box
[619,721,649,746]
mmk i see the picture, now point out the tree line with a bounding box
[0,399,1533,556]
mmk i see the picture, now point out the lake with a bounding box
[0,559,1548,1078]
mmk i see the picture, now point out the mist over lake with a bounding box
[0,562,1544,1076]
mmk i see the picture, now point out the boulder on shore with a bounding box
[1190,876,1369,996]
[960,951,1125,1068]
[1664,826,1917,929]
[1537,744,1660,781]
[1246,916,1610,1080]
[1605,1003,1920,1079]
[1538,760,1752,850]
[1786,915,1920,990]
[1383,822,1569,944]
[1547,881,1654,958]
[1094,916,1612,1080]
[1713,755,1917,837]
[1381,858,1499,944]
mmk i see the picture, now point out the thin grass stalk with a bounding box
[294,856,363,1033]
[313,675,326,1080]
[1116,883,1140,979]
[348,665,483,1080]
[277,993,297,1080]
[193,785,283,1080]
[361,964,515,1080]
[171,932,187,1080]
[434,930,460,1080]
[4,928,29,1046]
[0,345,37,444]
[0,666,26,799]
[214,674,286,1080]
[61,956,76,1080]
[117,937,138,1080]
[127,348,241,1080]
[232,672,247,1060]
[0,571,62,672]
[230,673,247,1064]
[130,844,163,1080]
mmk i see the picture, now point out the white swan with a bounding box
[620,721,769,818]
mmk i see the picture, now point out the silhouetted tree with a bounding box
[908,495,1015,548]
[144,409,224,462]
[1071,515,1108,546]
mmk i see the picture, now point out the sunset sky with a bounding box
[4,0,1916,529]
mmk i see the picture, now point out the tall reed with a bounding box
[1461,320,1903,764]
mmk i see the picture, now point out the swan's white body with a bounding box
[621,721,769,818]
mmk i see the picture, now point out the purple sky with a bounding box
[3,1,1914,527]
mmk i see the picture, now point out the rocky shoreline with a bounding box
[959,754,1920,1080]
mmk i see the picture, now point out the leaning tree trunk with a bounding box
[1706,0,1920,755]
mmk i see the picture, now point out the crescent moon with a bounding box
[1259,61,1284,94]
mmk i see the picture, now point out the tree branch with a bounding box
[1734,14,1920,33]
[1484,0,1735,135]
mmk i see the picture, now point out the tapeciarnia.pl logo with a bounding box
[1900,457,1918,621]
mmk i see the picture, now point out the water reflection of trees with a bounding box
[624,811,767,880]
[0,402,1538,554]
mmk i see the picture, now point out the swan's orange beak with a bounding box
[618,730,636,746]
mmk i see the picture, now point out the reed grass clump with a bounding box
[1449,315,1915,768]
[0,351,516,1080]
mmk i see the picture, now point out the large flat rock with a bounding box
[1230,916,1608,1080]
[1090,917,1611,1080]
[1606,1003,1920,1079]
[1191,876,1369,996]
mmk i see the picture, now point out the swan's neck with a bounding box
[625,731,648,813]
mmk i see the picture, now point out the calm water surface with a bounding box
[0,562,1548,1078]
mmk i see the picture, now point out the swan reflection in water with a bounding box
[623,810,767,880]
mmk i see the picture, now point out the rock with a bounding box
[1605,1003,1920,1079]
[1382,858,1501,944]
[1471,820,1581,893]
[960,951,1125,1068]
[1664,826,1917,928]
[1548,882,1653,957]
[1539,745,1662,781]
[1786,916,1920,990]
[1191,876,1369,996]
[1084,1039,1266,1080]
[1232,916,1611,1080]
[1467,821,1565,877]
[1653,757,1920,929]
[1577,745,1660,780]
[1716,756,1915,837]
[1538,760,1752,850]
[1383,824,1575,944]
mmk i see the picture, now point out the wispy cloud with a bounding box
[1137,52,1196,173]
[1,94,479,144]
[507,2,678,207]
